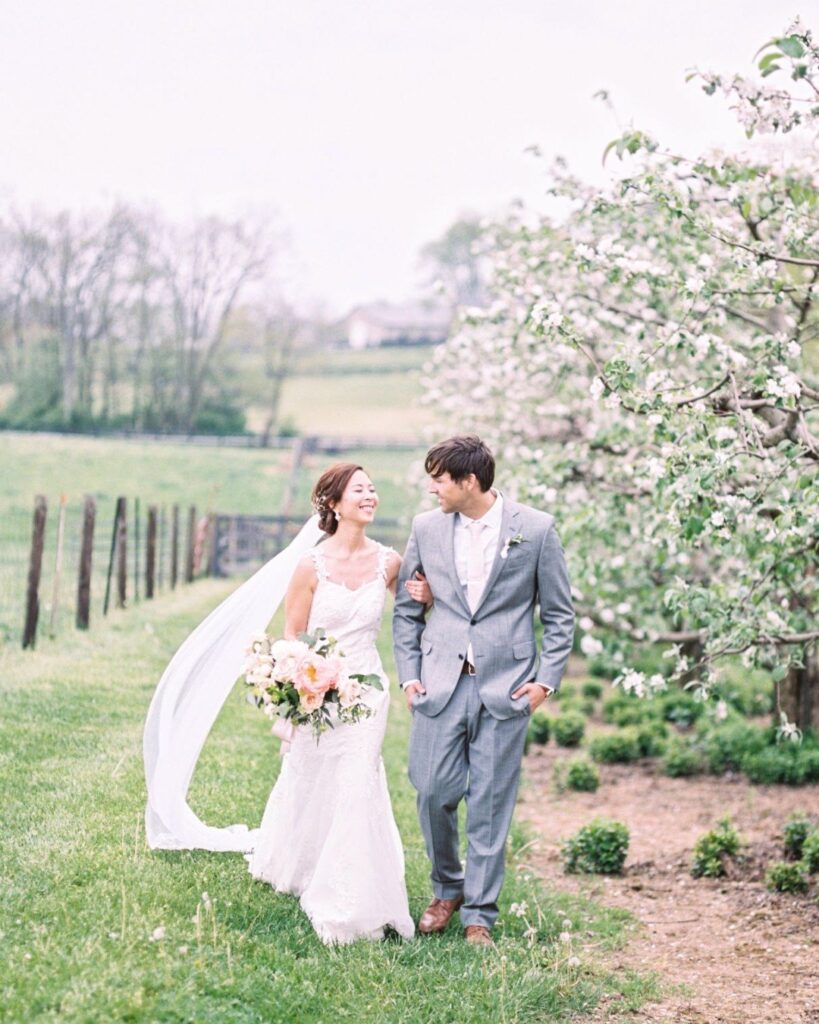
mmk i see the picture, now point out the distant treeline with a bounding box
[0,204,302,435]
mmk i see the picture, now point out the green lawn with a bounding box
[0,583,653,1023]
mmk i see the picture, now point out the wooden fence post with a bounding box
[116,498,127,608]
[207,514,218,576]
[22,495,47,649]
[185,505,197,583]
[170,504,179,590]
[276,436,305,551]
[146,506,157,599]
[48,494,68,638]
[76,496,96,629]
[134,497,141,603]
[104,497,126,616]
[158,506,166,591]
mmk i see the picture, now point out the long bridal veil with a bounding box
[143,515,324,852]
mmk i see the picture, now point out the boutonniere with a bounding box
[500,533,526,560]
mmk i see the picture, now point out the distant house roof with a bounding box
[345,301,452,348]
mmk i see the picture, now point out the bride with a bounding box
[143,462,429,946]
[248,462,421,943]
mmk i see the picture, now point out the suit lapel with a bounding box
[443,511,471,615]
[474,501,521,614]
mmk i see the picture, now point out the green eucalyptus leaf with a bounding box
[775,36,805,58]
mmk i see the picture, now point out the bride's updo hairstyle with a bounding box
[311,462,366,535]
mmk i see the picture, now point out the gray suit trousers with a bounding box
[408,670,529,929]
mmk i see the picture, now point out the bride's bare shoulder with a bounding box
[291,550,320,586]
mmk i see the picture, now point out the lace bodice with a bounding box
[306,543,391,673]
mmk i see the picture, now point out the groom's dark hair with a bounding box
[425,435,495,492]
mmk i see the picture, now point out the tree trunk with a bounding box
[779,647,819,733]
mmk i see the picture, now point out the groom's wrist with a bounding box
[401,679,421,691]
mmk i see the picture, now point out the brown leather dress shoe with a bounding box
[464,925,493,946]
[418,895,464,934]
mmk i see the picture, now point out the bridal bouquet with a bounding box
[243,629,383,739]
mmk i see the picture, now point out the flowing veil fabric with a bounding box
[143,515,324,852]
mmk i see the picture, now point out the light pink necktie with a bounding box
[466,520,486,611]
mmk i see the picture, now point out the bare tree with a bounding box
[160,215,274,431]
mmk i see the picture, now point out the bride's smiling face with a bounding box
[332,470,379,525]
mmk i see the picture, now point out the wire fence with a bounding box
[1,434,422,648]
[1,498,411,648]
[0,496,214,647]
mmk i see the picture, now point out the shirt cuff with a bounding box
[400,679,421,691]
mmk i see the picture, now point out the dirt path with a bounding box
[518,742,819,1023]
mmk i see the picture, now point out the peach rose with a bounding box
[295,652,338,695]
[298,688,324,713]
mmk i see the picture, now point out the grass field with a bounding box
[239,343,435,440]
[0,434,425,520]
[0,582,655,1023]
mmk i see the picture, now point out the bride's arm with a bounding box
[388,552,432,605]
[283,555,317,638]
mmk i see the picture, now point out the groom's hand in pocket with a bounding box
[404,681,426,712]
[511,682,549,713]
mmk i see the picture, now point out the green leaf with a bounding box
[602,139,618,165]
[752,38,778,60]
[772,665,788,682]
[776,36,805,58]
[350,672,384,690]
[758,52,781,71]
[760,64,782,78]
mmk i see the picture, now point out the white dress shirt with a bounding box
[454,493,504,600]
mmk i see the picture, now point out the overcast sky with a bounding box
[0,1,804,314]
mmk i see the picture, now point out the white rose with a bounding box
[338,678,363,709]
[270,638,309,680]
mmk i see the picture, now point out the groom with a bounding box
[394,435,574,946]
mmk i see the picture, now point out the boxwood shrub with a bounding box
[783,815,813,860]
[553,711,586,748]
[589,729,641,764]
[691,817,741,878]
[562,818,629,874]
[662,741,702,778]
[765,861,809,894]
[527,712,551,746]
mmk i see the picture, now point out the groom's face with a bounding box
[428,472,472,514]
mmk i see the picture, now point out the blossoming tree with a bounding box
[424,21,819,730]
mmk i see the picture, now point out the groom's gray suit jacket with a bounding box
[393,499,575,719]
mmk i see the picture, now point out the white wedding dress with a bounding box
[248,543,415,945]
